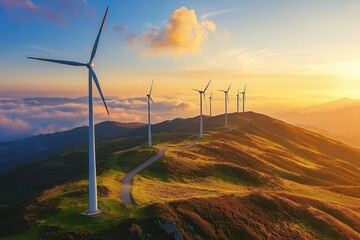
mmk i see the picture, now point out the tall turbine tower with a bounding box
[28,7,109,216]
[209,92,213,117]
[241,84,247,112]
[192,80,211,138]
[236,88,241,113]
[147,80,154,147]
[218,84,231,127]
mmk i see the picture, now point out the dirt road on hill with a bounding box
[121,141,196,204]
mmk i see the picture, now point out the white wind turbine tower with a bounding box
[192,80,211,138]
[218,84,231,127]
[28,7,110,216]
[209,92,213,117]
[147,79,154,147]
[236,88,241,113]
[241,84,247,112]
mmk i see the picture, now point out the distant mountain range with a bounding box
[0,115,206,171]
[273,97,360,148]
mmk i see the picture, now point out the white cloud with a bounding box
[0,96,197,142]
[200,8,237,20]
[202,48,274,72]
[129,6,216,55]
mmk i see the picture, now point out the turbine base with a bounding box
[83,208,103,216]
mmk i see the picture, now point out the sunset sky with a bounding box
[0,0,360,140]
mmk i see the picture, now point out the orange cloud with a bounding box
[142,6,216,55]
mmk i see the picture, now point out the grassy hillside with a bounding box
[0,121,146,170]
[151,193,360,240]
[1,112,359,239]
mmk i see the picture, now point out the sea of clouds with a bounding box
[0,96,197,142]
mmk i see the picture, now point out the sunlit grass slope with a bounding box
[1,112,359,239]
[132,112,360,239]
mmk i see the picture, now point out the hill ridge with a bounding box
[1,111,360,239]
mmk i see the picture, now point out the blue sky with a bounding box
[0,0,360,97]
[0,0,360,100]
[1,0,360,141]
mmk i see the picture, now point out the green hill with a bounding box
[0,112,359,239]
[0,121,145,170]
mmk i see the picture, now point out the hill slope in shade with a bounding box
[0,112,359,239]
[0,121,145,170]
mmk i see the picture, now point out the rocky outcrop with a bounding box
[155,219,183,240]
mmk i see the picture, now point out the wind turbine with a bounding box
[209,92,213,117]
[236,88,241,113]
[240,84,247,112]
[192,80,211,138]
[147,79,154,147]
[218,84,231,127]
[28,6,109,216]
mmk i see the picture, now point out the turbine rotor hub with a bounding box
[87,62,95,69]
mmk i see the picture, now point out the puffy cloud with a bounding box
[107,97,197,112]
[0,96,197,142]
[0,115,30,130]
[130,7,216,55]
[0,115,31,141]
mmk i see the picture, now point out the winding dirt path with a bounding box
[121,141,196,204]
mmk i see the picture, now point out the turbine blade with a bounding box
[238,88,240,95]
[149,96,155,104]
[90,6,109,62]
[203,92,207,109]
[211,91,213,98]
[27,57,86,66]
[227,93,230,106]
[192,88,201,92]
[227,83,232,92]
[203,80,211,92]
[218,89,226,92]
[244,84,247,93]
[89,68,109,115]
[149,79,154,96]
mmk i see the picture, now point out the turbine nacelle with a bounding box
[219,84,231,107]
[192,80,211,111]
[147,80,155,104]
[192,80,211,94]
[87,62,95,69]
[192,89,202,93]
